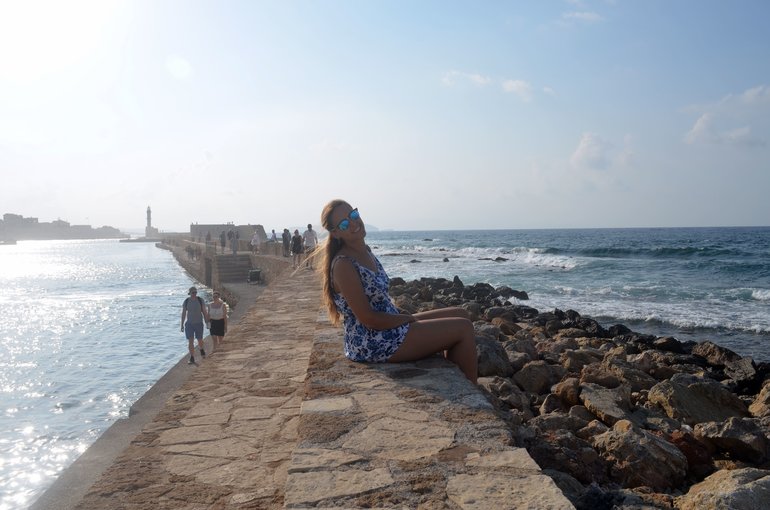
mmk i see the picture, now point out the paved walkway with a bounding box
[71,268,319,509]
[40,266,573,509]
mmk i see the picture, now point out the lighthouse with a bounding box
[145,206,159,238]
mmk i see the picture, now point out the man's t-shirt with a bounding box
[303,229,318,249]
[184,296,205,324]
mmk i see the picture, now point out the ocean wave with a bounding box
[375,245,578,270]
[553,246,743,259]
[752,289,770,301]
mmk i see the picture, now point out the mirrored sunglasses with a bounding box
[335,208,360,232]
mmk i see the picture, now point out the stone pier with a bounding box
[32,251,573,509]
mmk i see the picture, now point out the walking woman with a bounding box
[207,291,228,349]
[318,199,477,383]
[291,229,303,269]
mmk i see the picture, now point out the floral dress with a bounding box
[332,254,410,362]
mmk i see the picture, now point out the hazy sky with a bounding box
[1,1,769,232]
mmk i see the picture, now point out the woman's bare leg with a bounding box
[388,317,477,383]
[413,307,469,321]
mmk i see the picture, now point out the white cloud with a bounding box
[570,132,610,170]
[442,70,491,87]
[738,85,770,105]
[502,79,533,102]
[684,85,769,148]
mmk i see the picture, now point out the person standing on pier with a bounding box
[302,223,318,269]
[219,230,226,254]
[291,229,303,269]
[207,291,228,349]
[318,199,477,383]
[181,286,210,364]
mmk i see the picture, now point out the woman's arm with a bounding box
[333,258,414,330]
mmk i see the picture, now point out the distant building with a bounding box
[0,213,125,240]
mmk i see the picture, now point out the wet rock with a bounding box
[691,340,742,367]
[591,420,688,490]
[724,357,759,393]
[675,468,770,510]
[653,336,684,354]
[495,285,529,301]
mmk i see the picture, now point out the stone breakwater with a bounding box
[389,276,770,510]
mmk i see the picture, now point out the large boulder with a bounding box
[691,340,741,367]
[749,380,770,418]
[580,362,622,389]
[647,374,749,426]
[561,349,603,373]
[591,420,688,490]
[604,358,659,392]
[694,417,769,463]
[475,336,513,377]
[676,468,770,510]
[526,429,609,485]
[477,376,533,419]
[552,377,581,407]
[514,361,566,395]
[579,383,635,427]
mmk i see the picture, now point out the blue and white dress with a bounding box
[332,254,410,362]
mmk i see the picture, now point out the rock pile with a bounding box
[390,276,770,510]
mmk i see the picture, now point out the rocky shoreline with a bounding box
[389,275,770,510]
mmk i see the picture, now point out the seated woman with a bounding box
[318,199,477,383]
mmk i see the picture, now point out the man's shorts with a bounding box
[185,322,204,340]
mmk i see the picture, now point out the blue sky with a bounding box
[1,0,768,232]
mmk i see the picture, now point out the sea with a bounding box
[1,227,769,508]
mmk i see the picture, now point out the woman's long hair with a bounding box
[318,199,348,326]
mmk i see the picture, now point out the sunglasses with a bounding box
[335,208,360,232]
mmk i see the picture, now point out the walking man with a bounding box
[302,223,318,269]
[181,286,210,364]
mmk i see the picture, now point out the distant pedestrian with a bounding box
[291,229,303,269]
[219,231,226,254]
[281,228,291,257]
[250,230,260,254]
[207,291,228,349]
[302,223,318,269]
[230,229,239,255]
[181,286,210,364]
[270,229,277,242]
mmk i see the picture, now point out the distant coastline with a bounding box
[0,212,127,241]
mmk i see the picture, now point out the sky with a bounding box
[1,0,769,232]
